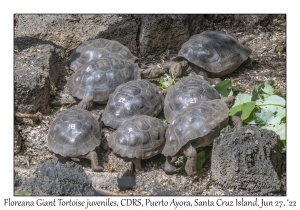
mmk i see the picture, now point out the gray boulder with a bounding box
[14,14,203,57]
[14,159,97,196]
[14,14,139,54]
[14,43,65,113]
[211,125,283,195]
[138,14,203,56]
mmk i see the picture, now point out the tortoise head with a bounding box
[221,96,235,108]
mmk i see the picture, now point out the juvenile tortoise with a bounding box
[164,75,220,123]
[67,39,166,110]
[67,56,139,109]
[161,96,242,176]
[68,38,138,72]
[107,115,167,172]
[47,107,103,172]
[101,79,164,129]
[162,31,252,82]
[68,38,165,79]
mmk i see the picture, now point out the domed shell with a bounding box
[68,38,137,72]
[107,115,166,159]
[47,107,101,157]
[177,30,251,77]
[67,56,138,103]
[102,79,164,129]
[162,99,229,157]
[164,76,220,122]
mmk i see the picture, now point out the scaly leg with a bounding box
[84,150,103,172]
[183,143,197,176]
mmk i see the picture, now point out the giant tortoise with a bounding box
[67,39,165,110]
[101,79,164,129]
[162,30,252,82]
[162,96,242,176]
[47,107,103,172]
[164,75,220,123]
[107,115,167,172]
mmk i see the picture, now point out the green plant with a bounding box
[213,78,245,97]
[157,73,179,91]
[156,112,169,124]
[226,80,286,153]
[174,156,186,173]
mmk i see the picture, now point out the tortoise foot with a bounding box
[164,159,177,175]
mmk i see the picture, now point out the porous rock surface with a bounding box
[14,14,203,56]
[14,158,97,196]
[211,125,283,195]
[14,43,66,113]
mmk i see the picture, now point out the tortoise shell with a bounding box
[164,76,220,122]
[68,38,137,72]
[47,107,101,157]
[162,99,229,157]
[102,79,164,129]
[67,57,138,103]
[107,115,166,159]
[176,30,251,77]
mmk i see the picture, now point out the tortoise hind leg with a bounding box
[84,150,103,172]
[77,96,94,110]
[183,142,197,176]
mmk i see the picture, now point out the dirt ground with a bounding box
[14,15,286,196]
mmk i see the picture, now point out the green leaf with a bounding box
[262,123,286,140]
[196,151,206,174]
[214,78,233,97]
[229,101,256,121]
[254,109,274,125]
[232,93,252,108]
[256,95,286,107]
[281,140,286,153]
[252,80,277,100]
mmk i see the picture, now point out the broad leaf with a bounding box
[256,95,286,107]
[229,101,256,121]
[232,92,252,108]
[254,109,274,125]
[252,80,277,100]
[262,123,286,140]
[214,78,233,97]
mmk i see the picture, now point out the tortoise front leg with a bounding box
[130,158,142,173]
[163,157,177,175]
[229,116,243,129]
[165,61,182,77]
[77,96,94,110]
[140,64,166,79]
[183,142,197,176]
[84,150,103,172]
